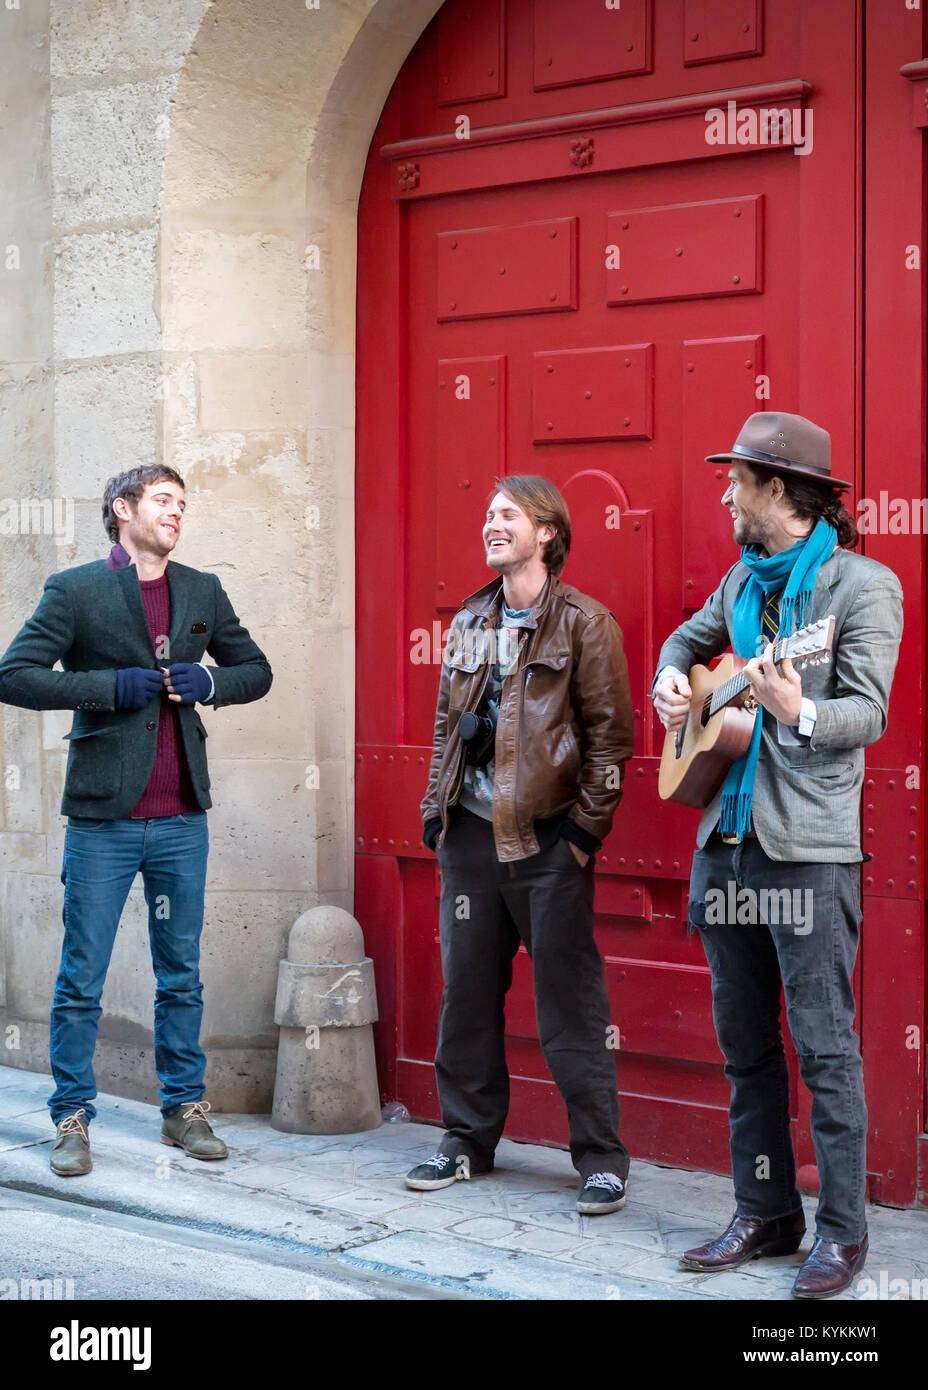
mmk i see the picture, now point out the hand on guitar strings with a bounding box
[742,641,803,726]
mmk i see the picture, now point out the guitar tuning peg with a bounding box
[821,653,830,664]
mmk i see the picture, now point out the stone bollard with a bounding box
[271,905,380,1134]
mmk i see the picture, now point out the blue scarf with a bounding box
[718,517,837,837]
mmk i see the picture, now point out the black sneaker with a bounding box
[577,1171,627,1215]
[405,1152,486,1190]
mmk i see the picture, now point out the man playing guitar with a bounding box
[652,412,903,1299]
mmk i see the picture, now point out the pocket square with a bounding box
[190,621,208,634]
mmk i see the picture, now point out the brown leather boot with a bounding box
[680,1210,806,1271]
[792,1234,868,1298]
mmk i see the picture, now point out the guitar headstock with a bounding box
[783,614,836,669]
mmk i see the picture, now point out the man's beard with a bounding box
[734,515,764,547]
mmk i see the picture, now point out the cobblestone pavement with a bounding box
[2,1065,925,1300]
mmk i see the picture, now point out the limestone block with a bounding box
[164,74,314,211]
[201,762,318,894]
[161,230,306,354]
[318,5,445,124]
[54,357,161,498]
[197,887,308,1041]
[0,367,55,494]
[3,870,67,1019]
[42,752,67,875]
[312,762,352,898]
[200,1044,275,1112]
[304,209,359,357]
[305,628,348,763]
[0,836,47,876]
[198,353,307,433]
[50,0,211,78]
[0,3,50,243]
[54,228,160,358]
[304,423,343,503]
[163,353,309,504]
[172,433,309,509]
[165,499,317,616]
[0,227,53,365]
[196,627,311,761]
[305,350,355,431]
[0,707,44,833]
[0,1015,49,1074]
[42,712,72,752]
[183,0,367,107]
[52,78,177,230]
[49,500,121,570]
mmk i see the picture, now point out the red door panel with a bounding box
[356,0,925,1202]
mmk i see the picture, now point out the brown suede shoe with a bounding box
[792,1234,868,1299]
[50,1109,92,1177]
[161,1101,228,1160]
[679,1210,806,1271]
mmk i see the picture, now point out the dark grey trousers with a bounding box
[688,832,866,1244]
[433,803,629,1181]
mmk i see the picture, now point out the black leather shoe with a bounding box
[792,1234,868,1299]
[679,1210,806,1272]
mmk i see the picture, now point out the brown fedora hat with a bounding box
[706,411,851,490]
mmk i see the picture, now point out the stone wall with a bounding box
[0,0,441,1110]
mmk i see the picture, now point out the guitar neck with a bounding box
[707,639,791,718]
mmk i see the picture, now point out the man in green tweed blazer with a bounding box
[0,465,272,1176]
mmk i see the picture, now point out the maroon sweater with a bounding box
[130,574,201,818]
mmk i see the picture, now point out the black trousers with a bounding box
[433,803,629,1181]
[688,832,867,1244]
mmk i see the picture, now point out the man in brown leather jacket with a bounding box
[405,475,636,1214]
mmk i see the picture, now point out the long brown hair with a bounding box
[492,475,571,575]
[746,463,859,549]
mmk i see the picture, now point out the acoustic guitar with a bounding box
[657,615,836,808]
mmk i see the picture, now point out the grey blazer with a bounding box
[652,547,904,861]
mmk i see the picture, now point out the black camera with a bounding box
[458,697,499,768]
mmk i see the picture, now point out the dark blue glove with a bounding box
[166,662,213,705]
[114,667,165,710]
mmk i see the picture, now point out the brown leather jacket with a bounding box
[421,574,635,861]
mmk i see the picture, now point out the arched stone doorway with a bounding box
[149,0,444,1107]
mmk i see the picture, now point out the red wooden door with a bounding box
[356,0,925,1200]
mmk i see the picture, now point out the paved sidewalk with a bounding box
[1,1065,925,1300]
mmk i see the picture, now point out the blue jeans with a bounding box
[49,813,210,1124]
[688,833,866,1244]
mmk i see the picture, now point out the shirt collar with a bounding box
[105,542,132,570]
